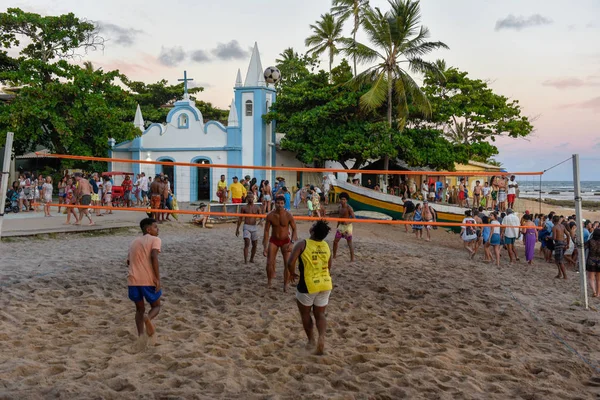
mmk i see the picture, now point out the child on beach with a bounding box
[64,178,79,224]
[287,219,332,355]
[41,176,53,217]
[127,218,162,337]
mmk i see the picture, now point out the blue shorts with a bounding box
[128,286,162,304]
[504,237,516,245]
[490,233,501,246]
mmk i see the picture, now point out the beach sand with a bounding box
[1,221,600,399]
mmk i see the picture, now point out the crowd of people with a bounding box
[5,170,177,225]
[455,207,600,292]
[215,174,332,218]
[358,174,520,211]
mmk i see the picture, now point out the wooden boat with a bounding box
[330,178,467,232]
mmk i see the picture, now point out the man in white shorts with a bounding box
[287,220,332,355]
[235,192,261,264]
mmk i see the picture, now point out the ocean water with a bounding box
[517,181,600,201]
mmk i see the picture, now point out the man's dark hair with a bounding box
[140,218,157,233]
[312,219,331,241]
[464,209,472,217]
[275,195,285,202]
[282,186,288,192]
[552,215,560,224]
[339,192,350,200]
[73,172,82,178]
[482,215,489,224]
[478,206,484,212]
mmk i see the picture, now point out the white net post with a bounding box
[572,154,588,309]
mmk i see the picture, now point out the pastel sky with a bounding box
[5,0,600,180]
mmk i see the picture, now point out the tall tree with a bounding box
[0,8,137,165]
[331,0,370,76]
[305,13,345,78]
[349,0,448,178]
[419,62,534,145]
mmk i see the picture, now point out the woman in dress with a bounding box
[521,213,538,264]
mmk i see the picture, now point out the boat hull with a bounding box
[331,179,465,233]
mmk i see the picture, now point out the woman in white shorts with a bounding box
[287,220,333,355]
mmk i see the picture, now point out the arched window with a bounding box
[178,113,189,128]
[245,100,253,116]
[266,100,270,112]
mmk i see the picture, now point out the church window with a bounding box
[178,113,189,128]
[245,100,253,116]
[266,100,270,112]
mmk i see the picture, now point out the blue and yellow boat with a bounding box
[331,178,466,232]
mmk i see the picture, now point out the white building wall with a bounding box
[146,150,227,203]
[241,92,254,168]
[111,152,133,185]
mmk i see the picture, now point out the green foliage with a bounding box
[0,8,104,63]
[419,63,534,143]
[266,60,401,169]
[0,8,136,170]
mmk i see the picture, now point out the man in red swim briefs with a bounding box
[263,195,297,291]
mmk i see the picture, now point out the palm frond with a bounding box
[359,70,388,110]
[396,68,431,116]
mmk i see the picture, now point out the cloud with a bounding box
[542,76,600,89]
[188,81,211,89]
[555,142,570,148]
[158,46,186,67]
[565,96,600,112]
[495,14,552,31]
[96,22,143,46]
[211,40,248,61]
[190,50,210,63]
[578,96,600,111]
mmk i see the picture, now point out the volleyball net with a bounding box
[17,152,551,229]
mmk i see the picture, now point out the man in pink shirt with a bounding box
[127,218,162,337]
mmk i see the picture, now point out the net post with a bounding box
[0,132,15,238]
[572,154,588,310]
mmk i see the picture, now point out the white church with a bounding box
[109,43,315,203]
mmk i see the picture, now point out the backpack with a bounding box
[89,178,99,194]
[465,219,475,236]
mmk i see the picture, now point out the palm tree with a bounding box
[305,13,345,78]
[349,0,448,176]
[276,47,298,65]
[331,0,370,76]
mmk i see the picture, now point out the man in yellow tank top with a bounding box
[287,220,332,355]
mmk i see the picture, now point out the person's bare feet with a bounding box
[144,316,155,337]
[315,336,325,355]
[74,222,81,225]
[89,222,95,226]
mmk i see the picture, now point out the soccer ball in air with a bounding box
[264,67,281,84]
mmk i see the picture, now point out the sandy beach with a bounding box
[1,219,600,399]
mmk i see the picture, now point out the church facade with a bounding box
[109,43,279,203]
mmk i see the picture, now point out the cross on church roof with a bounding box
[178,70,194,95]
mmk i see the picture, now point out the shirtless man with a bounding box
[263,195,298,291]
[421,200,436,242]
[262,180,273,213]
[552,215,568,279]
[236,192,262,264]
[149,175,163,221]
[473,180,482,209]
[73,173,94,225]
[162,177,171,222]
[333,192,356,261]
